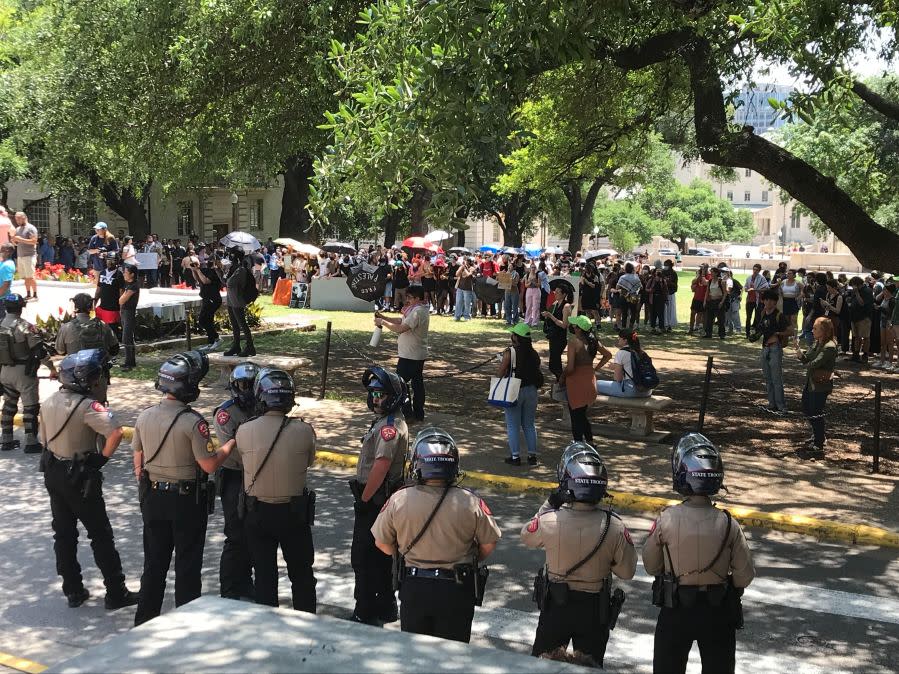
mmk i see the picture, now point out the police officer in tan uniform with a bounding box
[0,293,56,453]
[643,433,755,674]
[39,349,138,609]
[132,351,235,626]
[349,366,409,625]
[213,361,258,600]
[372,427,501,643]
[521,442,636,666]
[220,368,317,612]
[55,293,119,403]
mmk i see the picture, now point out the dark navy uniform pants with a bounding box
[218,467,254,599]
[653,599,736,674]
[400,575,475,643]
[531,587,611,667]
[351,502,395,621]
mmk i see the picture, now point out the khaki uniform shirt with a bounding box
[642,496,755,588]
[213,400,252,471]
[235,412,316,504]
[132,398,214,482]
[1,314,41,361]
[55,314,119,356]
[371,485,502,569]
[356,414,408,484]
[520,502,637,592]
[38,389,121,459]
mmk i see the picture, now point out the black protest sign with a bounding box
[346,262,387,302]
[474,276,504,304]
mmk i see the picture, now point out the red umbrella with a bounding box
[402,236,441,252]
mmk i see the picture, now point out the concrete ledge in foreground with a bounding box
[47,596,591,674]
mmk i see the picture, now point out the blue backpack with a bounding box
[624,347,659,390]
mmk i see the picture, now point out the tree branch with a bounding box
[851,80,899,122]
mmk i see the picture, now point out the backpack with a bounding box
[0,324,15,366]
[240,266,259,304]
[729,278,743,301]
[71,318,107,351]
[624,347,659,390]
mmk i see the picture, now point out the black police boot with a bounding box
[105,586,139,610]
[223,342,241,356]
[23,443,43,454]
[350,612,380,626]
[238,342,256,357]
[66,587,90,608]
[377,601,399,624]
[0,439,19,451]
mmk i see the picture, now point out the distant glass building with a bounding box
[733,84,793,132]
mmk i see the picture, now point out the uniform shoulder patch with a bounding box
[526,518,539,533]
[90,401,108,413]
[216,409,231,426]
[197,421,210,439]
[649,519,658,535]
[479,499,493,516]
[380,425,397,442]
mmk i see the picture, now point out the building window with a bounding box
[761,218,770,236]
[248,199,263,230]
[744,169,752,177]
[744,191,751,202]
[492,223,500,241]
[761,190,768,202]
[23,198,51,236]
[791,210,801,229]
[726,190,733,202]
[177,201,193,236]
[68,197,97,238]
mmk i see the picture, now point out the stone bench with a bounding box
[552,384,673,443]
[206,353,308,387]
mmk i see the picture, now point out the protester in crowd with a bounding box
[267,247,283,291]
[74,238,90,275]
[702,266,727,339]
[563,316,606,444]
[190,255,224,349]
[744,263,768,338]
[794,316,838,456]
[118,263,140,371]
[453,257,474,321]
[873,283,896,371]
[755,289,791,413]
[538,261,550,312]
[87,223,118,280]
[496,322,543,466]
[375,285,429,421]
[614,263,642,331]
[393,257,409,308]
[579,262,603,327]
[661,259,677,332]
[596,329,651,398]
[57,238,76,270]
[434,259,450,315]
[688,264,709,335]
[869,272,885,356]
[645,266,668,335]
[723,268,742,335]
[778,268,803,333]
[847,276,874,364]
[503,263,521,326]
[38,234,56,266]
[121,236,137,266]
[523,262,542,327]
[542,284,573,382]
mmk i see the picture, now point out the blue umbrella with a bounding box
[501,246,522,255]
[479,245,500,254]
[523,243,543,257]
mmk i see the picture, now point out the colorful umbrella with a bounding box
[424,229,452,242]
[479,245,501,254]
[401,236,441,252]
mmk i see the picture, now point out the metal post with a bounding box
[185,312,192,351]
[873,381,881,474]
[697,356,713,432]
[319,321,332,400]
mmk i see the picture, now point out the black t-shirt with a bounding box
[850,285,874,322]
[393,265,409,289]
[758,309,787,346]
[199,267,223,301]
[122,279,140,311]
[96,269,124,311]
[811,285,828,319]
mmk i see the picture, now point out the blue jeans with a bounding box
[503,385,538,458]
[596,379,651,398]
[504,291,520,324]
[760,345,786,411]
[453,289,473,320]
[801,383,828,448]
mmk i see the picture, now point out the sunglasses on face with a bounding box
[370,390,386,399]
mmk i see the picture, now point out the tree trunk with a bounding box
[685,38,899,270]
[456,229,465,247]
[380,208,402,247]
[563,177,606,253]
[408,185,431,236]
[98,182,150,240]
[0,184,8,206]
[492,191,533,247]
[279,155,314,242]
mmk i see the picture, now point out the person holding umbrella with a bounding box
[223,246,257,357]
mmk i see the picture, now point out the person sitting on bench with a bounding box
[596,330,653,399]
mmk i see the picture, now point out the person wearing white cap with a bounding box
[87,222,119,279]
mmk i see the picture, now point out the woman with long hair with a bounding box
[563,315,612,444]
[496,322,544,466]
[597,330,654,398]
[541,283,573,381]
[794,316,838,456]
[779,268,803,333]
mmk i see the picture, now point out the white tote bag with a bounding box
[487,347,521,408]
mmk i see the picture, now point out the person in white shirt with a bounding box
[596,330,653,398]
[374,286,430,421]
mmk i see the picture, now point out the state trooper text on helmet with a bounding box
[229,361,259,409]
[362,365,408,415]
[155,350,209,403]
[557,442,608,503]
[2,293,26,314]
[59,348,105,394]
[254,368,295,414]
[408,427,459,482]
[671,432,724,496]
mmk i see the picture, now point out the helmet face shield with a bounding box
[229,362,258,407]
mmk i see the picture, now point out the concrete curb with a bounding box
[16,413,897,550]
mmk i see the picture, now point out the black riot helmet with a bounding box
[254,368,295,414]
[362,365,408,415]
[58,348,105,394]
[557,442,608,504]
[2,293,26,314]
[408,427,459,483]
[671,432,724,496]
[229,361,259,408]
[155,350,209,403]
[71,293,94,314]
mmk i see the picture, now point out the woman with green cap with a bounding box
[564,315,612,443]
[495,322,544,466]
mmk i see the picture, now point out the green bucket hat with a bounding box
[569,314,593,332]
[507,322,533,338]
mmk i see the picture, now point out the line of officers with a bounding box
[34,348,755,673]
